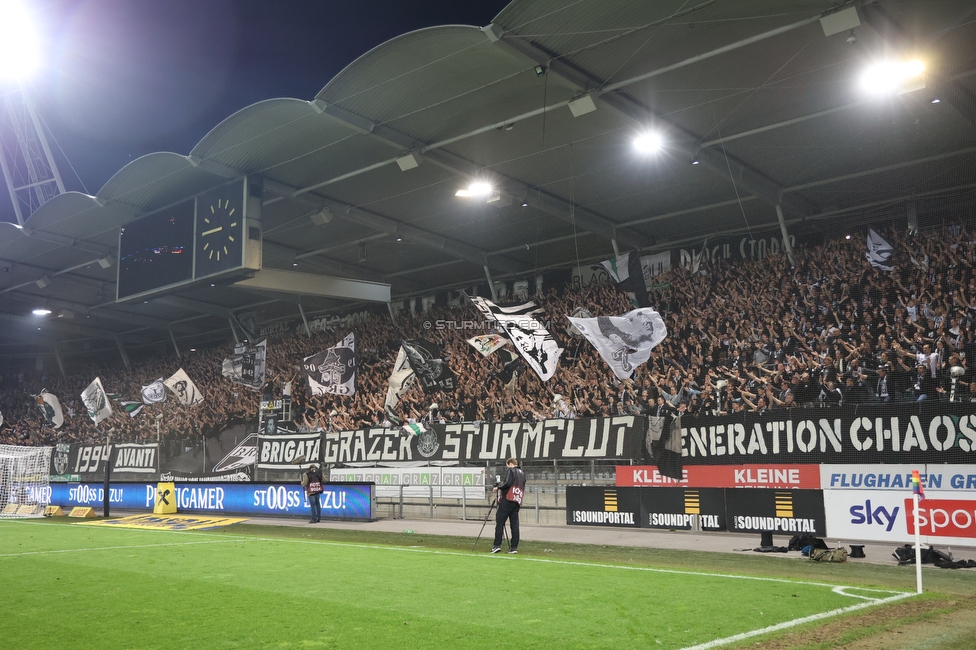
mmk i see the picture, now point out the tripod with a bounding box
[472,495,509,552]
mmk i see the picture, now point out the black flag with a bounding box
[401,339,456,393]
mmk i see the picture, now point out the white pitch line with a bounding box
[0,539,237,558]
[676,591,917,650]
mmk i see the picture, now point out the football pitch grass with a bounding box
[0,519,940,649]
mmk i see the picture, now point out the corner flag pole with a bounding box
[913,491,922,594]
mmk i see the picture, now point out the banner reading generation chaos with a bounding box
[679,404,976,465]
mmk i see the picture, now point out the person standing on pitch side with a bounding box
[302,463,324,523]
[491,457,525,554]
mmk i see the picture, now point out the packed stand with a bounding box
[1,226,974,446]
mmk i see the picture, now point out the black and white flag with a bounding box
[303,333,356,396]
[866,229,895,271]
[568,308,667,380]
[81,377,112,425]
[221,339,267,389]
[601,251,651,307]
[401,339,456,393]
[468,296,563,381]
[646,414,683,480]
[165,368,203,406]
[496,348,523,391]
[384,347,416,423]
[36,390,64,429]
[141,378,166,404]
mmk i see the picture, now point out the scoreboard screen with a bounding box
[117,199,194,300]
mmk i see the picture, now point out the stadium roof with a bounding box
[1,0,975,362]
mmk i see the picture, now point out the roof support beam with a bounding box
[313,100,648,248]
[234,269,391,303]
[485,21,818,219]
[262,179,524,274]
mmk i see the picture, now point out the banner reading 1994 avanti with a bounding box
[679,404,976,465]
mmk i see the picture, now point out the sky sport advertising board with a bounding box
[822,464,976,546]
[47,482,374,520]
[823,490,976,547]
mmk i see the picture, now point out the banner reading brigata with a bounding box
[680,404,976,464]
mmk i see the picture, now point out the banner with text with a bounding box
[45,482,374,520]
[680,404,976,465]
[820,464,976,492]
[824,490,976,547]
[725,488,825,536]
[566,486,642,527]
[328,466,486,499]
[256,432,322,470]
[617,464,821,489]
[640,487,726,531]
[323,416,645,464]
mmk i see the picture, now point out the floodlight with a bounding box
[860,59,925,95]
[633,132,663,154]
[455,182,494,198]
[31,308,51,316]
[0,0,42,81]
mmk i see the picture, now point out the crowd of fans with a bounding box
[2,225,975,447]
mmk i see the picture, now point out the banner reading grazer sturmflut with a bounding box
[321,416,646,464]
[679,404,976,465]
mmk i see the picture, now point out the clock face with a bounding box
[195,181,244,278]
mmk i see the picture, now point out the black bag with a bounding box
[892,544,952,565]
[788,534,828,552]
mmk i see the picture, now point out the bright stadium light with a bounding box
[455,181,494,198]
[31,308,51,316]
[0,0,43,81]
[633,132,663,154]
[860,59,925,96]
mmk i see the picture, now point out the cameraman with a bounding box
[491,457,525,554]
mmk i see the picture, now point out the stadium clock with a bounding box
[195,180,245,278]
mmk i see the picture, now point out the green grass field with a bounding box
[0,519,931,649]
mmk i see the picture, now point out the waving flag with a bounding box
[222,339,268,389]
[467,334,508,357]
[568,308,668,380]
[81,377,113,425]
[165,368,203,406]
[468,296,562,382]
[911,469,925,501]
[303,333,357,396]
[866,229,895,271]
[384,347,416,424]
[141,378,166,404]
[401,339,456,393]
[36,391,64,429]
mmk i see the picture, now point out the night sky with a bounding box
[4,0,512,222]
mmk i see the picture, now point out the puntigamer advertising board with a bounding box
[45,482,374,520]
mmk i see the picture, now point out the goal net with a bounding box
[0,445,52,518]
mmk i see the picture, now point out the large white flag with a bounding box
[303,333,357,396]
[568,308,668,380]
[468,296,562,381]
[81,377,113,425]
[141,378,166,404]
[866,229,895,271]
[384,347,415,423]
[36,391,64,429]
[165,368,203,405]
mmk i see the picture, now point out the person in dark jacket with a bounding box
[301,463,324,523]
[491,457,526,554]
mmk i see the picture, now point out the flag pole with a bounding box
[913,492,922,594]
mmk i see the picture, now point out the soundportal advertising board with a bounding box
[45,483,374,520]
